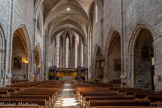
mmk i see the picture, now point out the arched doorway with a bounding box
[134,29,154,90]
[11,28,29,80]
[34,45,41,81]
[107,32,121,82]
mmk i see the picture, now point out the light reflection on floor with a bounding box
[54,83,80,108]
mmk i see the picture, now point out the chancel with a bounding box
[0,0,162,108]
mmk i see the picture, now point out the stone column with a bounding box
[5,0,14,86]
[69,46,72,68]
[51,41,54,66]
[0,40,6,87]
[43,29,50,80]
[83,45,88,67]
[77,39,81,67]
[72,36,75,68]
[59,37,63,68]
[54,38,57,67]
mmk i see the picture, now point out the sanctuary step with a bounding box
[62,76,73,81]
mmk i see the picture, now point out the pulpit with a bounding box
[95,55,105,82]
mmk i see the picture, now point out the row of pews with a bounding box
[72,81,162,108]
[11,79,29,84]
[0,80,64,108]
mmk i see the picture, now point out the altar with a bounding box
[49,67,86,80]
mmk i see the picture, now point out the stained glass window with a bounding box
[66,37,69,68]
[56,37,60,67]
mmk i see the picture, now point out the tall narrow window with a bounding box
[66,37,69,68]
[56,37,60,67]
[95,5,98,22]
[75,38,78,68]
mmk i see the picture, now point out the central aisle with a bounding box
[54,81,81,108]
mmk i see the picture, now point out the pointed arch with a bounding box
[11,25,32,80]
[128,24,155,53]
[128,24,155,89]
[93,45,102,80]
[103,27,122,83]
[94,44,101,61]
[104,28,120,55]
[13,24,32,59]
[106,30,121,82]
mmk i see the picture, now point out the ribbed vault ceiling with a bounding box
[35,0,100,44]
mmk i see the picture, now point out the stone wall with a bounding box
[0,0,37,86]
[91,0,122,82]
[0,0,12,86]
[0,0,162,91]
[11,0,35,82]
[107,36,121,82]
[0,0,11,36]
[124,0,162,91]
[92,0,162,91]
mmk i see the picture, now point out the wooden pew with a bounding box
[147,95,162,107]
[125,90,151,96]
[82,95,135,108]
[17,90,56,105]
[147,95,162,102]
[0,106,40,108]
[11,80,29,84]
[72,81,117,105]
[112,88,142,92]
[72,81,162,108]
[0,80,64,108]
[81,91,116,97]
[73,81,155,108]
[77,88,112,101]
[0,88,16,93]
[22,89,58,106]
[0,95,51,108]
[80,91,117,104]
[135,93,162,99]
[0,90,10,96]
[89,100,150,108]
[97,106,161,108]
[0,98,46,108]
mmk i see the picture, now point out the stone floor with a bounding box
[54,82,81,108]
